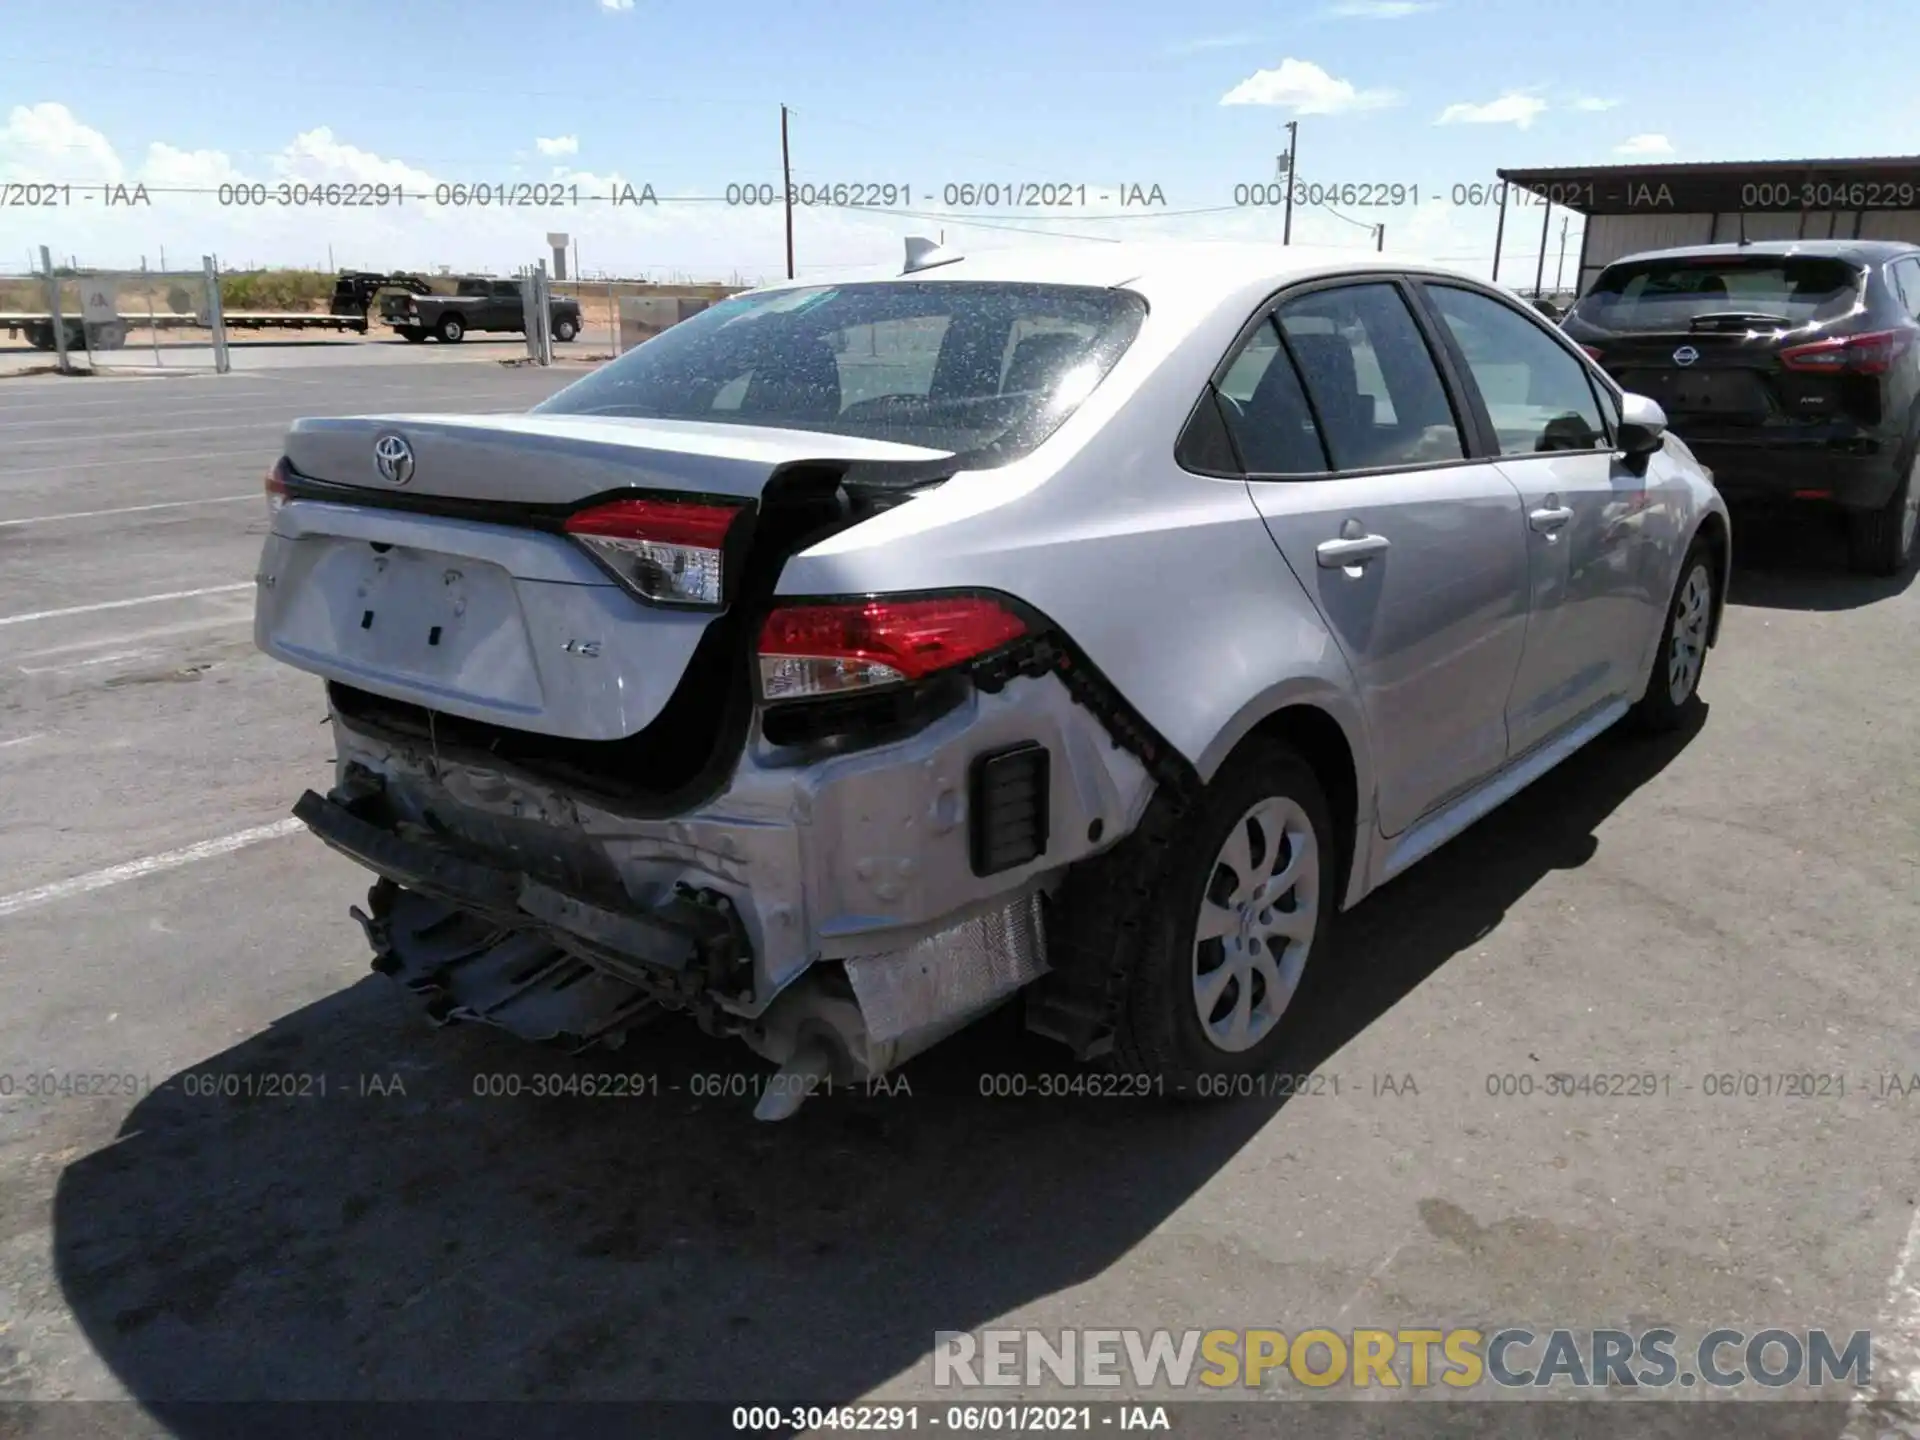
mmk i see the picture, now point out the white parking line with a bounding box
[0,447,272,478]
[17,648,156,676]
[0,582,251,628]
[5,421,283,450]
[8,611,252,662]
[0,819,307,919]
[0,732,44,750]
[0,494,255,527]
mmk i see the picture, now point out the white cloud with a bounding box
[1327,1,1437,15]
[1436,92,1548,129]
[0,101,124,184]
[535,135,579,157]
[1168,32,1256,53]
[1220,58,1400,113]
[1614,132,1674,156]
[600,0,633,10]
[1573,96,1620,111]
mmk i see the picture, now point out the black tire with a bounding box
[398,328,426,344]
[1626,541,1715,733]
[1051,738,1338,1096]
[553,317,577,343]
[1844,449,1919,577]
[435,314,465,343]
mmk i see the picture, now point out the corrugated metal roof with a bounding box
[1499,156,1920,181]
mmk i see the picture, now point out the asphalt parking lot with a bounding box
[0,364,1915,1433]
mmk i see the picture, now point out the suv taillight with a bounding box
[758,595,1028,701]
[563,497,745,606]
[1779,328,1915,375]
[264,456,289,516]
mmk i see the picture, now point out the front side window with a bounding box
[1425,284,1609,455]
[1273,283,1465,471]
[536,281,1147,467]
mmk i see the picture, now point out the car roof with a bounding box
[750,240,1491,305]
[1601,239,1920,267]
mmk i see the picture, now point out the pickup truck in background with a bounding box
[380,278,582,344]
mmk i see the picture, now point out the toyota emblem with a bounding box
[1672,345,1700,367]
[373,432,415,485]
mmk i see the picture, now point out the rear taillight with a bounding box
[563,497,745,607]
[264,456,289,516]
[1779,328,1915,375]
[757,595,1028,701]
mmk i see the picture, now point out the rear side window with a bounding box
[1425,284,1609,455]
[1214,318,1328,475]
[1574,255,1863,330]
[1273,283,1465,471]
[1892,257,1920,320]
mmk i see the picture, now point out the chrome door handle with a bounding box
[1530,505,1573,532]
[1316,533,1390,568]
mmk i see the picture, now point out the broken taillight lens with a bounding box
[757,595,1029,701]
[563,497,745,607]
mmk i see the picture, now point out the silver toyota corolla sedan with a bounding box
[254,239,1731,1118]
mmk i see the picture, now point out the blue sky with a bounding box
[3,0,1917,281]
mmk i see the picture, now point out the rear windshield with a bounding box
[1574,256,1863,331]
[533,281,1148,465]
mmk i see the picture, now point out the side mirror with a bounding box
[1616,392,1667,471]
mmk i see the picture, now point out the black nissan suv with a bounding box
[1563,240,1920,575]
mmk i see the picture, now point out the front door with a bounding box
[1415,281,1647,756]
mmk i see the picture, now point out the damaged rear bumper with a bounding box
[295,667,1149,1092]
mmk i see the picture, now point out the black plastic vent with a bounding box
[969,742,1050,877]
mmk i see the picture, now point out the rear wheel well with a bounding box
[1692,511,1731,645]
[1240,704,1358,906]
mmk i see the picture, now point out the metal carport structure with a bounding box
[1492,155,1920,298]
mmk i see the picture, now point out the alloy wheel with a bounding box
[1191,796,1320,1053]
[1668,561,1712,706]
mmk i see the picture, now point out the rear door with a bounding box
[1227,278,1533,837]
[1416,280,1647,755]
[490,280,523,331]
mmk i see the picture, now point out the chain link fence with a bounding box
[6,240,754,376]
[3,250,229,374]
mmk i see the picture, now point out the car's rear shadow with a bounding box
[49,711,1702,1429]
[1725,504,1917,610]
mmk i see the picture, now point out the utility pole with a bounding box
[1491,183,1508,282]
[1282,119,1298,245]
[1554,215,1569,293]
[780,103,795,280]
[1375,223,1384,252]
[1533,197,1552,298]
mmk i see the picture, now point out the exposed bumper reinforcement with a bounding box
[293,788,748,1048]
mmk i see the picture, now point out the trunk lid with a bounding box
[258,414,951,747]
[1570,252,1874,430]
